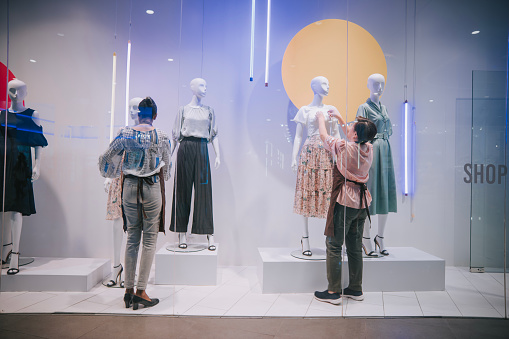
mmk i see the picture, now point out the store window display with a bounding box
[99,97,171,309]
[102,97,143,288]
[170,78,220,251]
[1,79,48,275]
[314,109,377,305]
[356,73,397,257]
[291,76,340,256]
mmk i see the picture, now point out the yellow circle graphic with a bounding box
[282,19,387,122]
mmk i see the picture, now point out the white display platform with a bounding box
[0,257,110,292]
[258,247,445,293]
[155,242,218,285]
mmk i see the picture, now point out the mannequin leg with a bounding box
[178,232,187,249]
[374,214,389,255]
[1,213,13,263]
[301,216,312,256]
[362,219,378,257]
[207,234,216,251]
[8,212,22,274]
[106,218,124,287]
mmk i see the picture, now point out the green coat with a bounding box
[356,98,397,215]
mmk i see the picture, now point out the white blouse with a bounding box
[292,105,336,137]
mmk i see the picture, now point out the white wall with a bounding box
[0,0,507,267]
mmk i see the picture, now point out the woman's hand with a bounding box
[327,108,342,121]
[104,178,113,193]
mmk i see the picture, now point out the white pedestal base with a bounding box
[0,257,110,292]
[155,242,218,285]
[258,247,445,293]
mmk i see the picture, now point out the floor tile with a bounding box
[0,292,55,313]
[344,292,384,317]
[225,293,276,317]
[415,291,461,316]
[382,292,423,316]
[61,301,111,313]
[265,294,313,317]
[16,292,95,313]
[85,287,126,306]
[183,304,227,316]
[0,292,26,303]
[196,284,250,311]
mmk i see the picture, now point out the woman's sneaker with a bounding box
[343,287,364,301]
[314,290,342,305]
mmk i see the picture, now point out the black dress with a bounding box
[0,109,48,216]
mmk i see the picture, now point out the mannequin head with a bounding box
[138,97,157,124]
[310,76,329,97]
[367,73,385,99]
[129,97,143,124]
[8,79,27,103]
[190,78,207,98]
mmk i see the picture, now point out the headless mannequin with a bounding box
[361,74,389,256]
[1,79,43,274]
[103,97,142,286]
[291,76,340,256]
[171,78,220,250]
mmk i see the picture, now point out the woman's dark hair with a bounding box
[354,116,377,144]
[138,96,157,119]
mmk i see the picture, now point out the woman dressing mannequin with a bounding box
[170,78,220,250]
[1,79,48,275]
[102,97,143,287]
[292,76,340,256]
[356,74,397,256]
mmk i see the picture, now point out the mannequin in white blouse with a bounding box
[102,97,142,286]
[1,79,43,275]
[291,76,340,256]
[171,78,220,250]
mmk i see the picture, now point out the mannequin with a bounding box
[102,97,142,287]
[1,79,47,274]
[170,78,220,251]
[356,74,397,256]
[291,76,340,256]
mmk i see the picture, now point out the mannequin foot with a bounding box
[106,264,123,287]
[2,242,13,265]
[7,252,20,275]
[362,237,378,257]
[374,235,389,256]
[207,235,216,251]
[301,237,312,256]
[178,233,187,249]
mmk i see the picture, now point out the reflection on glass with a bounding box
[1,79,48,275]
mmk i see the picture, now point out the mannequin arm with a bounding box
[170,136,178,156]
[32,146,42,180]
[212,137,220,169]
[291,123,304,172]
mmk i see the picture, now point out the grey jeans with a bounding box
[326,203,367,293]
[123,176,161,290]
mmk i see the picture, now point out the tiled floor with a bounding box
[0,266,507,318]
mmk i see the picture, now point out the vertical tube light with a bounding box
[125,40,131,126]
[404,101,409,195]
[109,53,117,142]
[403,100,414,196]
[250,0,255,81]
[264,0,271,87]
